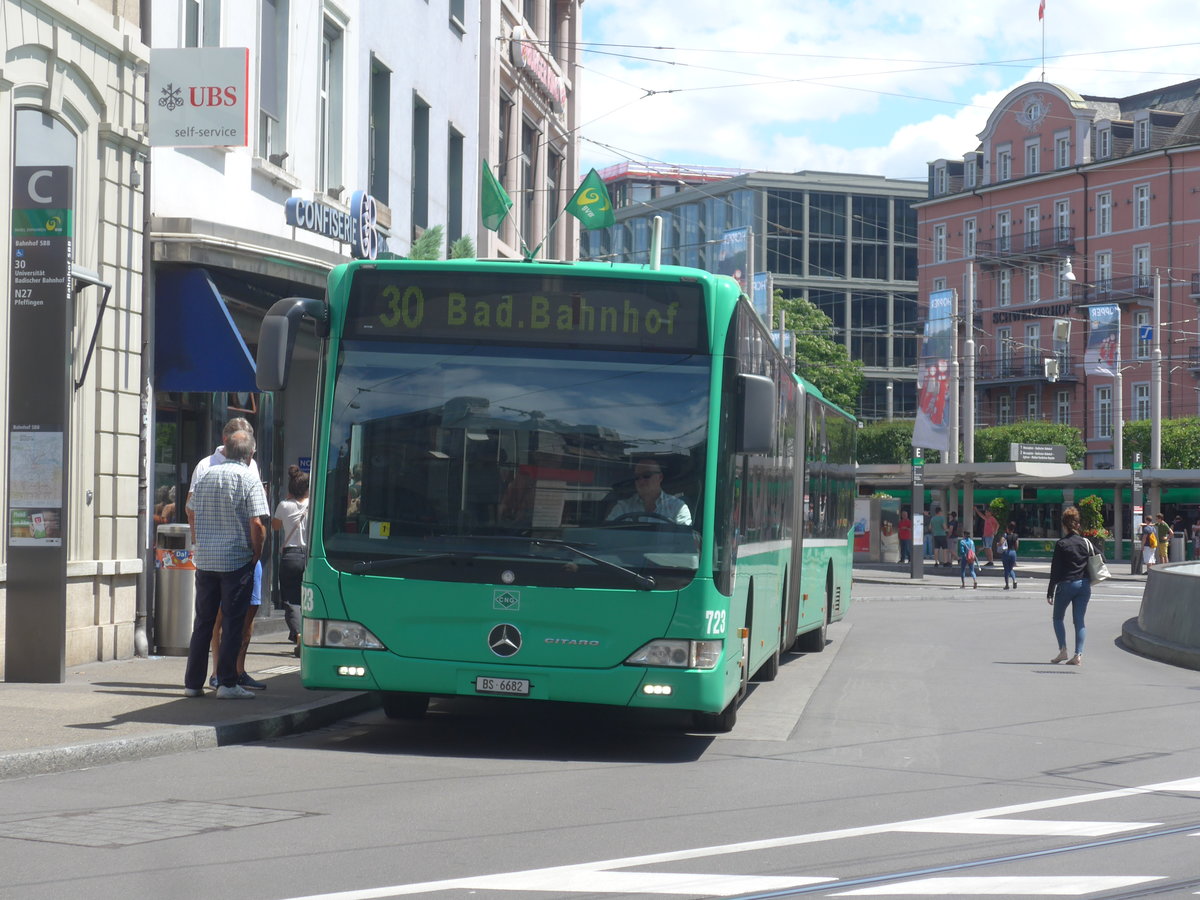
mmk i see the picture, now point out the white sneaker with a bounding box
[216,684,255,699]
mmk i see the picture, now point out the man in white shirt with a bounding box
[606,459,692,525]
[187,417,270,691]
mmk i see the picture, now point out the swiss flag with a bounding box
[1038,0,1045,18]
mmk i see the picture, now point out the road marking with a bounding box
[831,875,1163,895]
[462,870,833,895]
[894,818,1159,837]
[282,777,1200,899]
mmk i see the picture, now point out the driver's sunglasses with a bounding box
[634,472,660,481]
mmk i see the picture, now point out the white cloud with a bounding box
[578,1,1200,179]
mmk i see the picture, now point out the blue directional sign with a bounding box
[1139,325,1153,341]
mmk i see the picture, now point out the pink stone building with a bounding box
[918,78,1200,468]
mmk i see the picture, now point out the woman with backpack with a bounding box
[999,521,1020,589]
[958,529,979,589]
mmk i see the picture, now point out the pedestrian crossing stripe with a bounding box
[831,875,1164,895]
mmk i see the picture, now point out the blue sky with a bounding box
[577,0,1200,181]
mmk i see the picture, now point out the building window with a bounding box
[965,157,977,188]
[1134,383,1151,420]
[1056,258,1073,298]
[997,211,1011,252]
[545,147,562,255]
[1055,134,1070,168]
[1096,250,1112,291]
[998,394,1013,426]
[498,95,513,185]
[1097,126,1111,159]
[1135,310,1150,359]
[997,269,1011,306]
[411,94,430,230]
[1134,244,1151,288]
[521,119,539,239]
[523,0,537,28]
[932,277,947,291]
[1096,386,1113,438]
[1096,191,1112,235]
[997,146,1012,182]
[1025,140,1039,176]
[1134,184,1150,229]
[1135,116,1150,150]
[964,218,976,257]
[1026,265,1040,304]
[184,0,220,47]
[1026,391,1039,421]
[933,224,947,263]
[258,0,288,160]
[1056,390,1070,425]
[1054,199,1070,242]
[368,58,390,204]
[1024,206,1039,250]
[450,0,465,30]
[1024,323,1041,373]
[318,18,344,193]
[447,127,464,243]
[934,165,947,195]
[998,328,1013,374]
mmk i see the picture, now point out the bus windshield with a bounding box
[323,342,710,590]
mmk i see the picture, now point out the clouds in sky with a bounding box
[577,0,1200,180]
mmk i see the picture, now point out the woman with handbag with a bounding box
[272,465,309,657]
[1046,506,1093,666]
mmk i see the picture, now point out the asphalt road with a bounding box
[2,575,1198,900]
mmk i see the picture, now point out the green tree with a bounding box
[857,420,943,464]
[408,225,445,260]
[449,234,475,259]
[1123,417,1200,469]
[773,290,864,414]
[972,422,1086,469]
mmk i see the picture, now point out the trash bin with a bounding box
[155,523,195,656]
[1170,531,1186,563]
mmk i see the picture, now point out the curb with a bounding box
[1121,617,1200,672]
[0,691,380,781]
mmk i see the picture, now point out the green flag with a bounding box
[480,160,513,232]
[565,168,614,230]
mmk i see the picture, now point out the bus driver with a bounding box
[606,459,692,526]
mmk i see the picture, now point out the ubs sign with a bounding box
[285,191,380,260]
[149,48,250,147]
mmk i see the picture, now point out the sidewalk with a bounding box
[0,559,1159,783]
[0,615,377,781]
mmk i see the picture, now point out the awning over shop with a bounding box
[155,267,257,392]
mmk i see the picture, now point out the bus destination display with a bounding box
[346,271,706,352]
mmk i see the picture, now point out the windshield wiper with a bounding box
[528,538,656,591]
[349,553,455,574]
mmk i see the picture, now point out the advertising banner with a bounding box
[751,271,771,322]
[1084,303,1120,376]
[912,289,954,452]
[150,47,249,147]
[717,227,749,294]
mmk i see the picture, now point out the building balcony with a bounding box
[972,356,1077,384]
[1070,275,1154,306]
[976,226,1075,265]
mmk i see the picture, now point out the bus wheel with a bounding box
[795,618,827,653]
[691,700,738,734]
[753,644,780,682]
[381,692,430,720]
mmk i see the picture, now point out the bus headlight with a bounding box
[625,639,722,670]
[305,618,385,650]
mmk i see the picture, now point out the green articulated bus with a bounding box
[257,258,855,732]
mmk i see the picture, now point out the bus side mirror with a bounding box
[256,297,329,391]
[737,373,775,454]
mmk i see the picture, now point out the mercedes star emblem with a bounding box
[487,623,522,657]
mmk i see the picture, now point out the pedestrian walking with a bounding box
[1000,521,1020,589]
[897,509,913,564]
[183,430,270,698]
[1141,517,1157,571]
[272,465,310,658]
[922,508,933,558]
[958,529,978,589]
[1154,513,1171,565]
[982,506,999,566]
[1047,506,1092,666]
[930,506,948,567]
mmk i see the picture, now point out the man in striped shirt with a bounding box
[183,430,269,699]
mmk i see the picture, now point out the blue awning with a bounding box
[155,267,257,392]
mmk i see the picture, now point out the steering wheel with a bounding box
[608,511,676,525]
